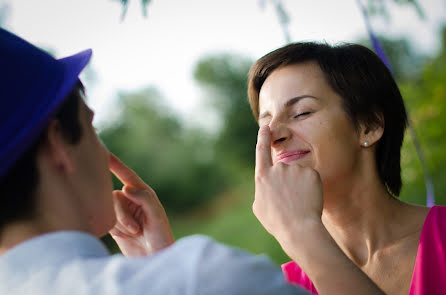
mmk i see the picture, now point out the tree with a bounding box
[357,35,425,82]
[193,53,259,179]
[99,87,225,214]
[398,27,446,206]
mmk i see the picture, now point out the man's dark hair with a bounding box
[0,82,85,232]
[248,42,408,196]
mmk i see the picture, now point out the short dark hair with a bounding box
[0,82,84,232]
[248,42,408,196]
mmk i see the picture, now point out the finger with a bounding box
[112,190,140,234]
[123,186,171,229]
[109,153,147,188]
[256,125,273,172]
[109,227,127,239]
[123,186,162,216]
[109,222,133,238]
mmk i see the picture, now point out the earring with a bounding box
[363,141,369,147]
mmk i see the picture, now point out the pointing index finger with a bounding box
[109,153,147,189]
[256,125,273,172]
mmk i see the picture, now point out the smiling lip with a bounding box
[275,150,310,164]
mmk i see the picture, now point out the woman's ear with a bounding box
[40,120,75,175]
[359,113,384,148]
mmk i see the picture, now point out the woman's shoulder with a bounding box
[397,203,431,232]
[408,205,446,295]
[405,204,446,243]
[423,205,446,232]
[410,204,446,226]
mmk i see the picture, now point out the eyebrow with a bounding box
[259,95,318,120]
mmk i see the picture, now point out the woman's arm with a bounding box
[253,126,385,295]
[283,219,385,295]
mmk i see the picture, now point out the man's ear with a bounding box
[40,120,75,175]
[359,113,384,148]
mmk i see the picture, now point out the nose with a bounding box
[269,119,291,147]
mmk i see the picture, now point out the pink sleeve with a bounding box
[409,205,446,295]
[282,261,318,294]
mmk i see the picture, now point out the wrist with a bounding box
[278,216,326,259]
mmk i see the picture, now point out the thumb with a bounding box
[112,190,140,234]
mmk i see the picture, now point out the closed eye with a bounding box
[294,112,311,119]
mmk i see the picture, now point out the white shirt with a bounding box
[0,231,307,295]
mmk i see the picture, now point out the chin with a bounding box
[93,213,117,238]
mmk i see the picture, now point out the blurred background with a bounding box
[2,0,445,264]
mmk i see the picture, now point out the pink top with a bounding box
[282,205,446,295]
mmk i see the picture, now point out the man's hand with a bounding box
[108,153,174,257]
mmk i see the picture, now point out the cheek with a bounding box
[304,115,359,181]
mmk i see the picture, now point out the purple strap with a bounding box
[357,0,393,71]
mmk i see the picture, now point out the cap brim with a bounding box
[56,49,92,102]
[37,48,93,135]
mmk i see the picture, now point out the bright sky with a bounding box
[2,0,445,128]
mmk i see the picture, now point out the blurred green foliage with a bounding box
[398,28,446,205]
[193,54,258,180]
[100,87,226,214]
[358,36,425,82]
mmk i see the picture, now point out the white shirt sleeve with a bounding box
[116,234,308,295]
[187,235,307,295]
[0,231,308,295]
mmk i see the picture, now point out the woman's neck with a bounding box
[320,168,410,266]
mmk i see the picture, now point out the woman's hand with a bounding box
[253,125,324,248]
[253,126,384,295]
[108,153,174,257]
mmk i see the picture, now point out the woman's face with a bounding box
[258,62,362,187]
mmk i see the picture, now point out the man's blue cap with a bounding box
[0,27,92,179]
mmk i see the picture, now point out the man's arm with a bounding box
[192,235,308,295]
[145,234,309,295]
